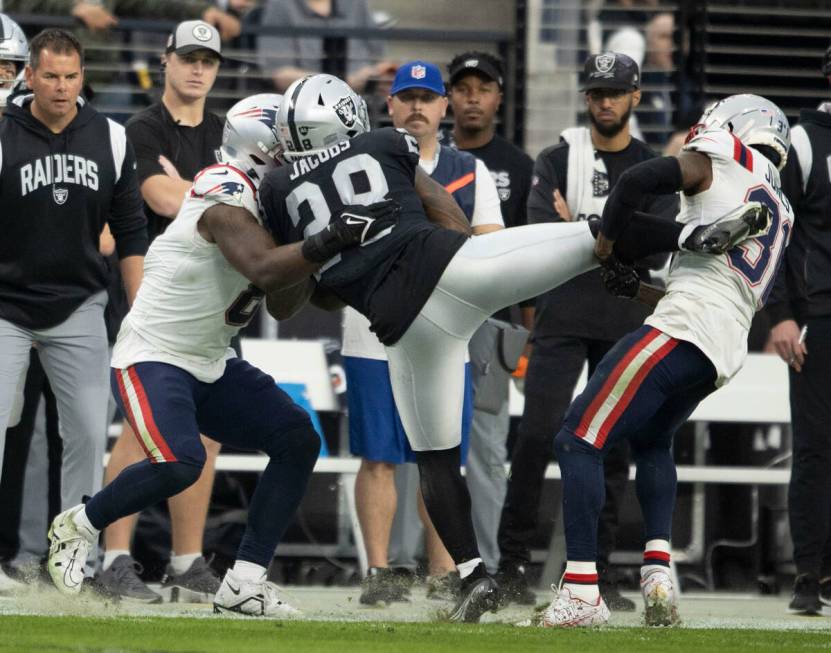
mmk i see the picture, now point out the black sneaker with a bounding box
[161,556,221,604]
[448,571,500,623]
[599,566,636,612]
[819,577,831,616]
[93,555,162,604]
[495,563,536,606]
[359,567,410,605]
[787,574,821,615]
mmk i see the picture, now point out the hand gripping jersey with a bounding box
[111,164,263,382]
[260,127,467,345]
[646,128,795,384]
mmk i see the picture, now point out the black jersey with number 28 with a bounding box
[260,127,467,345]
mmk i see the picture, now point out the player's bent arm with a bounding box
[266,280,316,321]
[140,175,193,219]
[600,152,712,243]
[414,168,472,235]
[199,203,322,292]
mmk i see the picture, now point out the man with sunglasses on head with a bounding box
[496,52,677,609]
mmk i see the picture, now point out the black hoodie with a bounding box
[768,105,831,324]
[0,94,147,329]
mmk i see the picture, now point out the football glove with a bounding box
[682,202,771,254]
[302,199,401,263]
[600,255,640,299]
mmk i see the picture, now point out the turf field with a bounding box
[1,587,829,652]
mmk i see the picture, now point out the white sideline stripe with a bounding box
[119,369,165,463]
[99,453,790,485]
[582,332,672,445]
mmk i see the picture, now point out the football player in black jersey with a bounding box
[260,74,752,623]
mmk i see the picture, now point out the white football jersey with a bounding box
[646,128,794,385]
[111,163,263,382]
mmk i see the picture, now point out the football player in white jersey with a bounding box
[45,93,399,616]
[543,94,794,628]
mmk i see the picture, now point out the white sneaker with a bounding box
[640,568,680,626]
[213,569,300,618]
[0,566,24,595]
[47,505,93,596]
[541,586,610,628]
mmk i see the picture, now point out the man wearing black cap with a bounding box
[768,44,831,616]
[94,20,227,604]
[445,51,535,575]
[495,52,677,608]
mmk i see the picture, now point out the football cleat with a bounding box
[541,585,610,628]
[213,569,300,618]
[161,556,221,604]
[47,505,94,596]
[683,201,771,254]
[0,566,25,595]
[447,574,500,623]
[641,568,680,626]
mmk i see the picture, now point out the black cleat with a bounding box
[787,574,822,615]
[683,201,771,254]
[448,575,500,623]
[495,564,536,606]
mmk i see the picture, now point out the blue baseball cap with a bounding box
[390,60,446,96]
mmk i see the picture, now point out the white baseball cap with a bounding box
[166,20,222,60]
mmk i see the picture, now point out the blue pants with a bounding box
[85,358,320,567]
[345,357,473,464]
[554,325,717,562]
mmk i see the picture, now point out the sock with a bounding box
[563,560,599,602]
[457,558,484,580]
[72,506,100,543]
[232,560,267,583]
[642,539,671,576]
[102,549,130,571]
[169,552,201,576]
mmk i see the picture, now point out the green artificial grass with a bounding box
[1,616,827,653]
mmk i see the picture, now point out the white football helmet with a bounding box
[0,14,28,108]
[276,74,370,160]
[698,94,790,170]
[221,93,284,182]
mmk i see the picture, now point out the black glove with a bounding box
[600,255,640,299]
[302,199,401,263]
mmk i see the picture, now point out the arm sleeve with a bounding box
[109,139,149,259]
[471,159,504,228]
[526,149,566,224]
[633,189,680,270]
[765,144,802,324]
[600,155,683,240]
[126,118,165,184]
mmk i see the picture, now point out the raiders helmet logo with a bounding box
[52,187,68,205]
[595,53,615,73]
[334,96,357,128]
[192,23,213,41]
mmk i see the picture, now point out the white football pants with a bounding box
[385,222,597,452]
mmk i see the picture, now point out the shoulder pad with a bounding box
[683,127,742,163]
[190,164,257,208]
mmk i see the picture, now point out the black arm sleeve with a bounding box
[613,211,684,264]
[110,140,149,259]
[601,156,683,240]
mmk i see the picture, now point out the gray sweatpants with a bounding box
[0,291,110,511]
[385,222,596,452]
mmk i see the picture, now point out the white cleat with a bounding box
[213,569,301,618]
[47,505,93,596]
[0,566,25,595]
[541,586,610,628]
[641,568,680,626]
